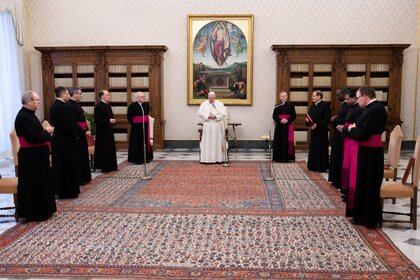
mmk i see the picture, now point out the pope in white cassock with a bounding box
[198,91,227,163]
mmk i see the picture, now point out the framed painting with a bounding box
[187,14,254,105]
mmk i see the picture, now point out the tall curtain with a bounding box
[0,12,22,161]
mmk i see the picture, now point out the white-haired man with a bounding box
[127,91,153,164]
[197,91,227,163]
[14,91,56,221]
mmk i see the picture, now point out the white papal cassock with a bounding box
[198,100,227,163]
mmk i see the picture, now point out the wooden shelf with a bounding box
[272,44,410,149]
[36,45,167,149]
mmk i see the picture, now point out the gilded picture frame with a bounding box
[187,14,254,105]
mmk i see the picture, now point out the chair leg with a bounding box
[413,197,418,230]
[13,193,18,222]
[379,198,384,228]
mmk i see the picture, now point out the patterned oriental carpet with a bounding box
[0,161,418,279]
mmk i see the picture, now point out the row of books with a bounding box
[109,65,127,73]
[132,64,149,73]
[77,78,95,87]
[313,76,331,87]
[77,65,95,73]
[290,77,309,87]
[370,77,389,87]
[289,91,331,102]
[290,64,309,72]
[376,91,388,102]
[114,133,128,142]
[109,77,127,87]
[347,76,366,86]
[54,78,73,87]
[54,65,72,74]
[313,64,332,72]
[80,92,95,102]
[132,77,149,87]
[347,64,366,72]
[111,107,128,115]
[371,64,389,72]
[82,106,94,114]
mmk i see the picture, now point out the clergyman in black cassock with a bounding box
[306,91,331,172]
[127,91,153,164]
[67,87,92,185]
[94,90,117,172]
[342,86,387,228]
[50,87,81,199]
[272,91,296,162]
[14,91,56,221]
[328,88,350,187]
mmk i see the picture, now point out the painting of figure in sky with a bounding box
[188,15,253,105]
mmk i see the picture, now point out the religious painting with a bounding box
[188,15,254,105]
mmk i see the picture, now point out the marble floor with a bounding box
[0,149,419,278]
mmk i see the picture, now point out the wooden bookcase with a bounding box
[35,46,167,149]
[271,44,410,149]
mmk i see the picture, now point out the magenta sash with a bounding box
[342,133,382,209]
[360,134,382,147]
[132,115,151,151]
[18,137,50,148]
[278,114,295,156]
[77,121,88,131]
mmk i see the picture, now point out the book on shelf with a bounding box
[305,114,314,124]
[108,65,127,73]
[132,77,149,88]
[131,64,149,73]
[82,106,94,114]
[370,77,389,87]
[54,65,72,74]
[314,64,332,72]
[289,91,308,102]
[290,64,309,72]
[77,64,95,73]
[54,78,73,87]
[370,64,389,72]
[290,76,309,87]
[110,92,128,102]
[346,76,365,86]
[77,78,94,87]
[114,133,128,142]
[111,106,128,115]
[295,106,308,114]
[109,77,127,87]
[347,64,366,72]
[81,92,95,102]
[313,76,331,87]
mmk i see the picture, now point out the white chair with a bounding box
[149,116,155,146]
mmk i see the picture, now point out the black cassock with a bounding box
[66,99,92,185]
[14,107,56,219]
[343,100,387,228]
[94,101,117,172]
[127,102,153,164]
[306,100,331,172]
[272,102,296,162]
[50,99,80,199]
[328,102,349,187]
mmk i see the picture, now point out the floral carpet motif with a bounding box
[0,161,418,279]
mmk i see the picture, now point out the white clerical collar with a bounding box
[101,99,108,104]
[366,99,377,106]
[315,100,322,105]
[137,101,143,106]
[56,98,65,103]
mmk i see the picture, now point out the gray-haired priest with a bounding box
[197,91,227,163]
[14,91,56,221]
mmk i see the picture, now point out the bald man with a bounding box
[127,91,153,164]
[197,91,227,163]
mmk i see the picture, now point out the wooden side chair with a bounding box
[384,125,403,182]
[380,136,420,230]
[85,120,95,172]
[0,130,20,221]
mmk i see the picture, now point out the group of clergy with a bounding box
[14,88,152,222]
[273,86,387,228]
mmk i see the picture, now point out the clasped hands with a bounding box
[336,123,356,133]
[208,113,217,120]
[110,118,116,124]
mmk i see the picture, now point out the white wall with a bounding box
[24,0,419,140]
